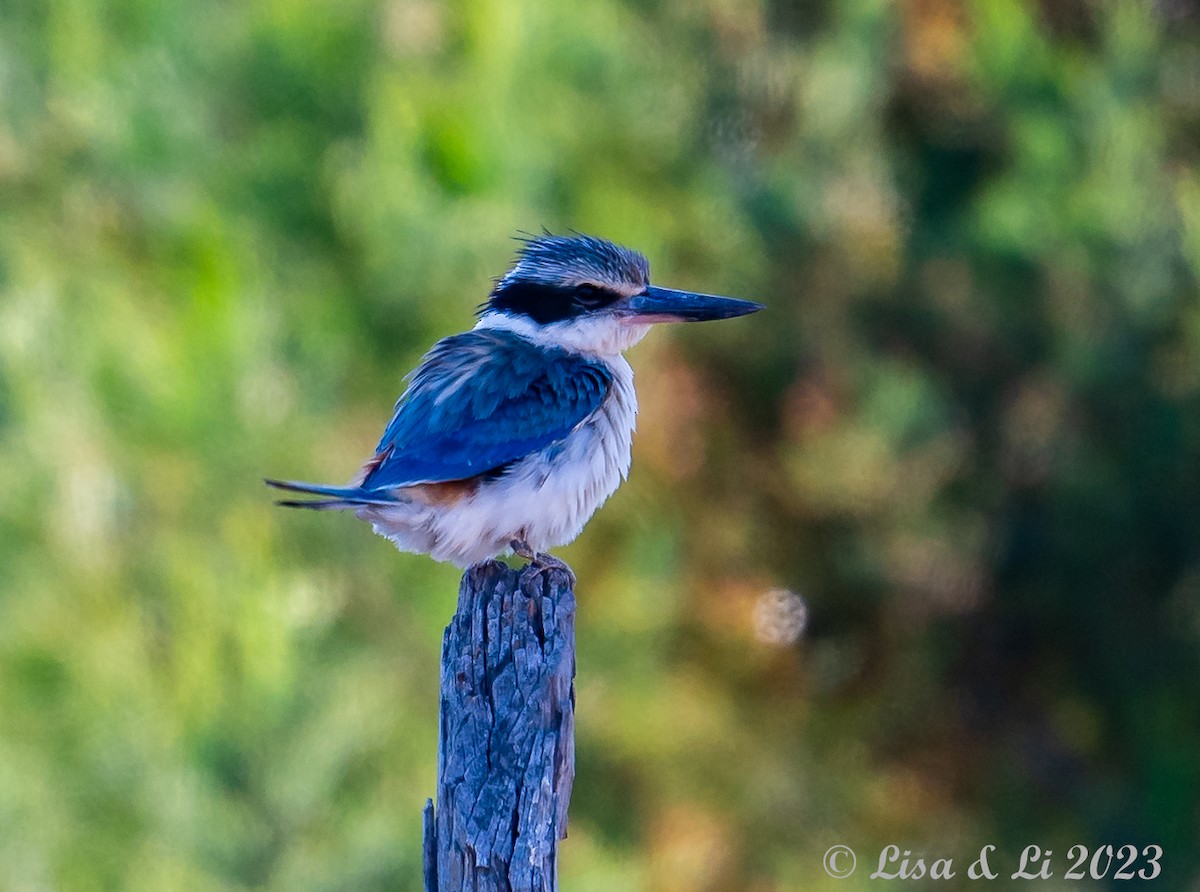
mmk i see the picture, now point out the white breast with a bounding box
[359,356,638,566]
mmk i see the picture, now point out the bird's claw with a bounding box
[510,538,536,560]
[531,551,576,586]
[510,539,575,586]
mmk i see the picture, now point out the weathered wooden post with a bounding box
[422,559,576,892]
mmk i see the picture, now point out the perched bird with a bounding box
[267,234,762,568]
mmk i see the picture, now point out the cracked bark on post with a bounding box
[423,560,576,892]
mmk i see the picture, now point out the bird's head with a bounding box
[477,233,763,356]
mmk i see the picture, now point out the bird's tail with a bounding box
[264,478,399,510]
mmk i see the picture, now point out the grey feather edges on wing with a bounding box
[360,329,614,490]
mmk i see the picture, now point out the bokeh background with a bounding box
[3,0,1200,888]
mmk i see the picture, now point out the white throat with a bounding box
[475,311,651,357]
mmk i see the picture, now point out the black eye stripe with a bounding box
[487,280,619,323]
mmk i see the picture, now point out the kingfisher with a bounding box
[267,233,762,568]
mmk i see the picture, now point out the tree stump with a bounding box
[423,560,577,892]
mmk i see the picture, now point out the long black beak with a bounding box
[621,286,765,323]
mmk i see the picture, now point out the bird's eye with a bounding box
[574,284,606,308]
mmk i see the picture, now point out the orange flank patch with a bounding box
[354,445,478,505]
[408,479,479,507]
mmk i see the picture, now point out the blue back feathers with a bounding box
[360,328,613,489]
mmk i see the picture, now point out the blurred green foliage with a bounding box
[2,0,1199,888]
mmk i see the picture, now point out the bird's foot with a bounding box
[510,538,537,561]
[510,539,576,587]
[531,552,577,588]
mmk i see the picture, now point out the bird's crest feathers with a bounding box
[480,233,649,323]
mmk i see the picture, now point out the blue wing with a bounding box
[358,329,614,490]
